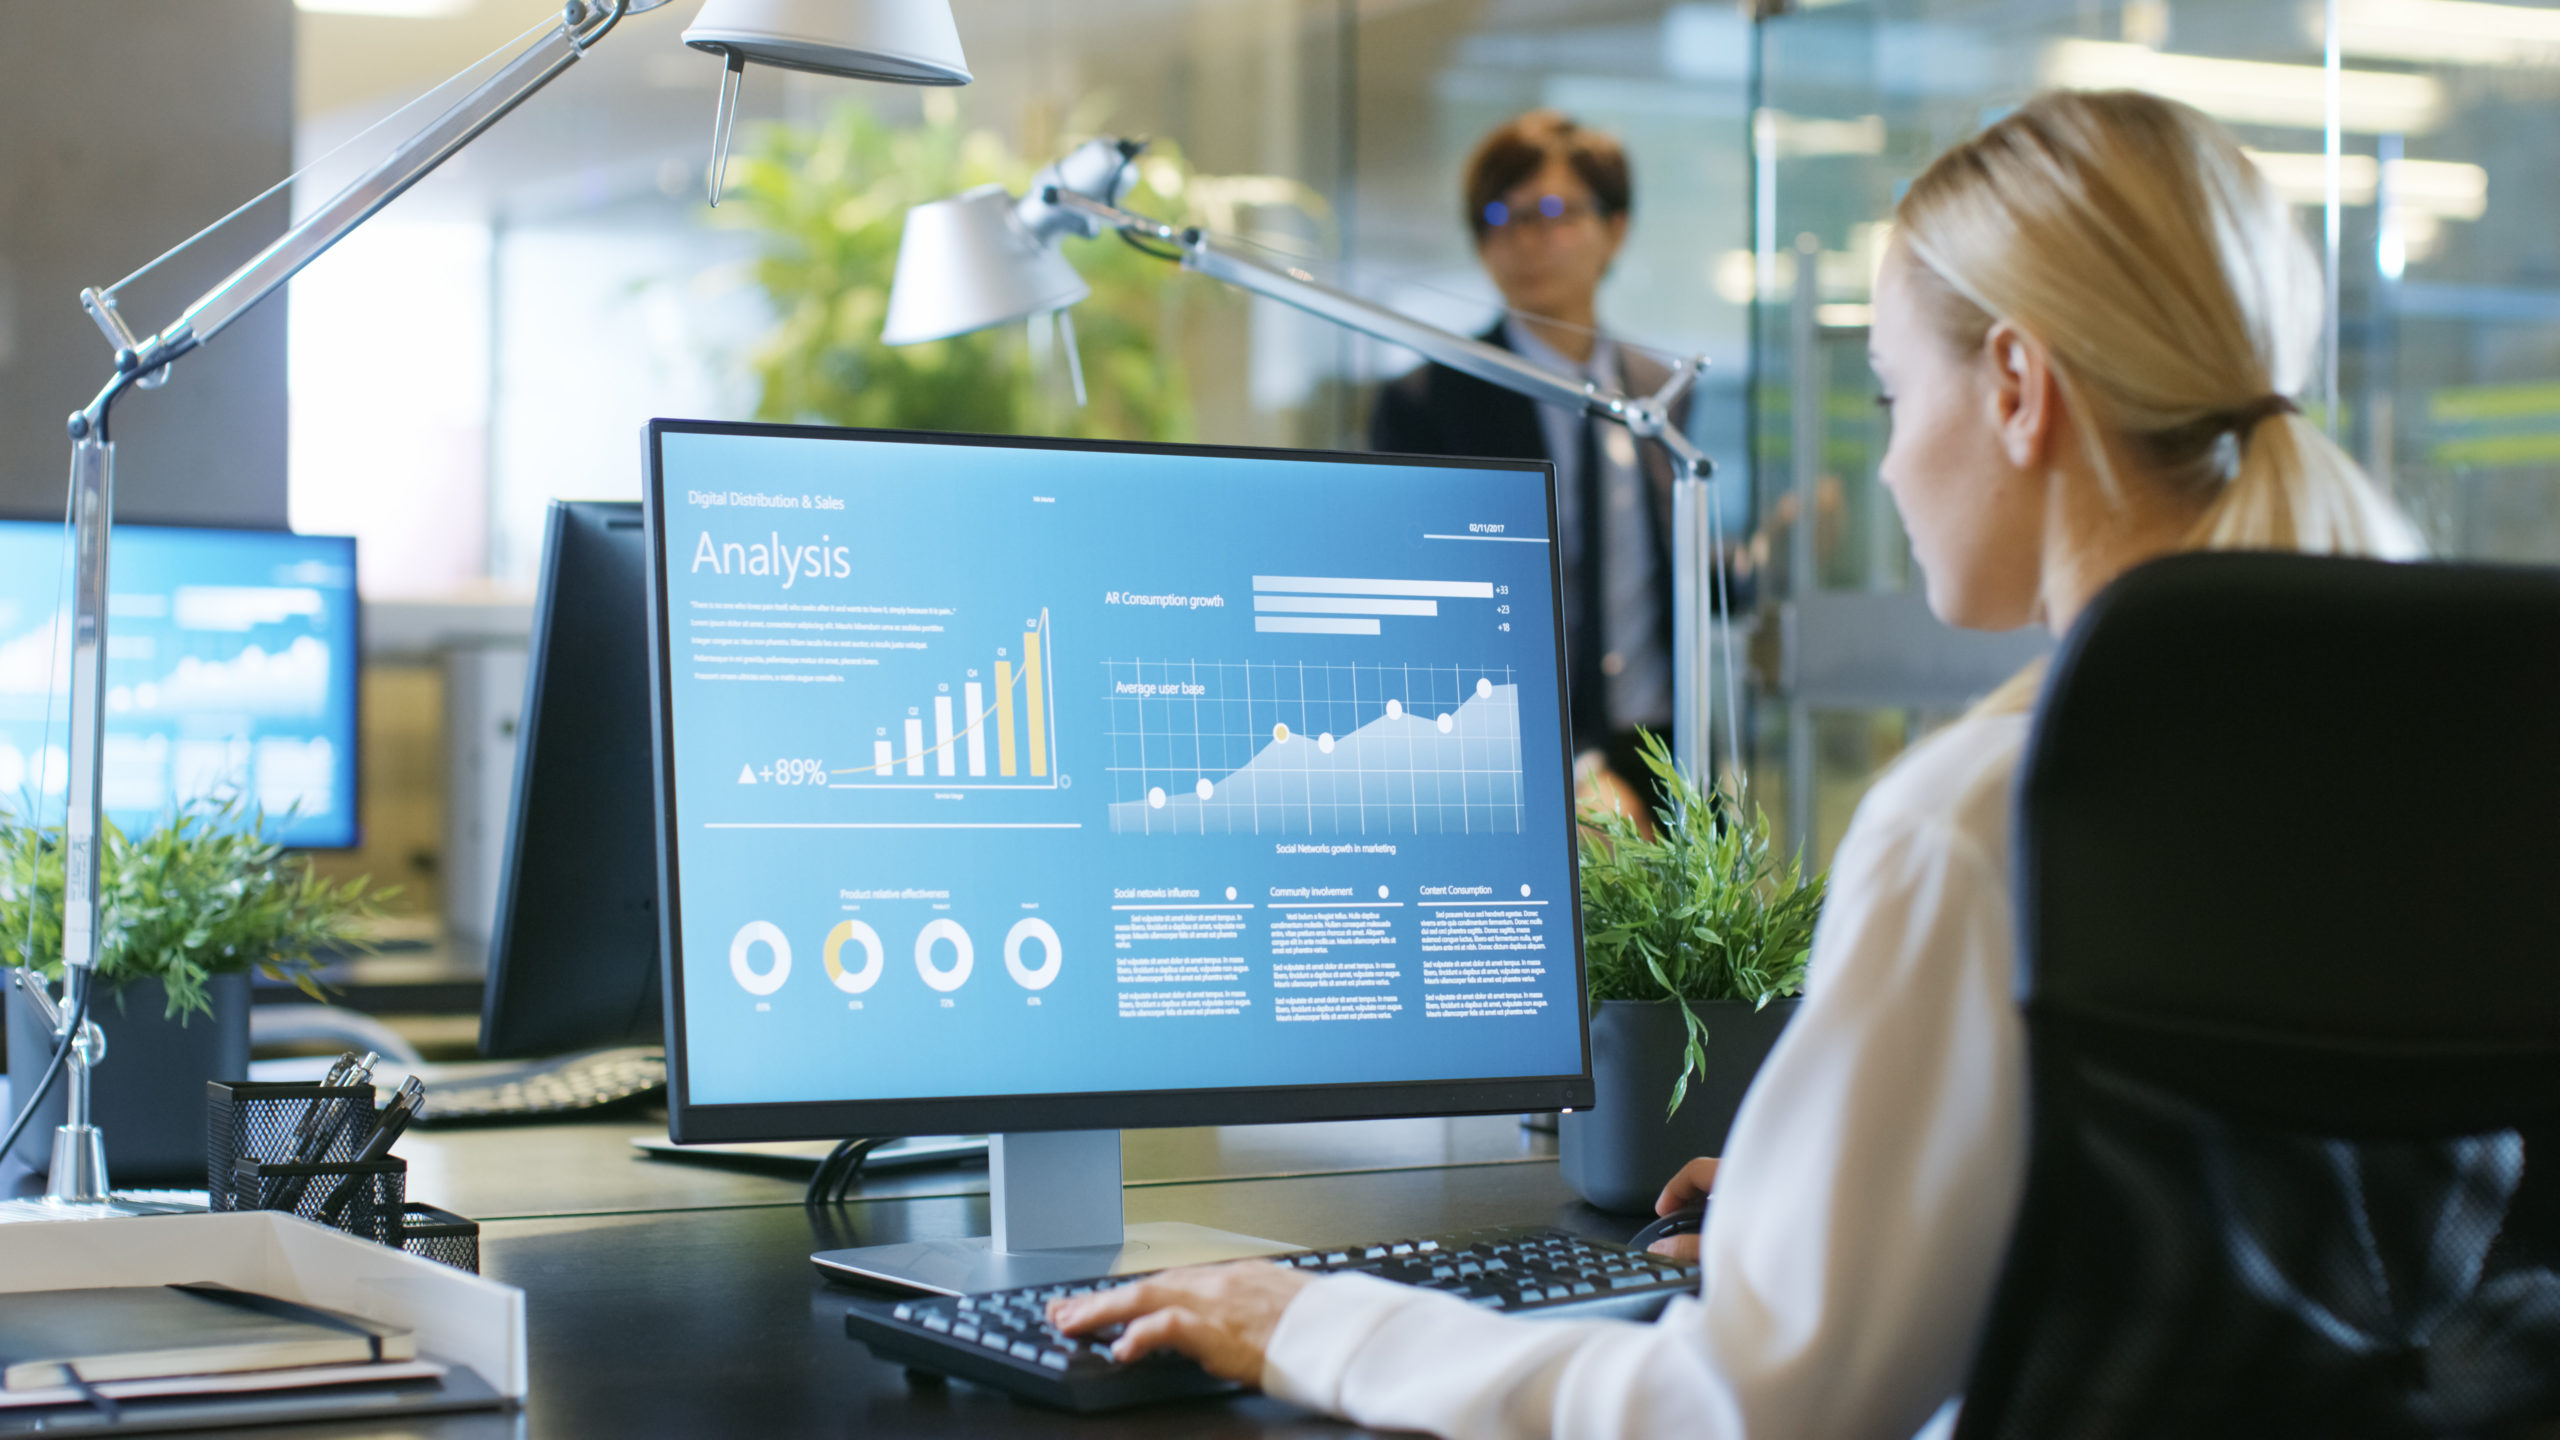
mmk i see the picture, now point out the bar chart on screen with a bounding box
[1104,658,1526,837]
[825,608,1064,792]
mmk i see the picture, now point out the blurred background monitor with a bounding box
[0,519,359,849]
[478,501,663,1059]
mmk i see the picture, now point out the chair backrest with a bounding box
[1956,552,2560,1439]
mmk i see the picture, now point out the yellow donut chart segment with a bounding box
[914,918,975,993]
[823,919,885,994]
[1004,918,1063,990]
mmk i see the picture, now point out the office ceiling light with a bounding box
[2332,0,2560,67]
[686,0,972,202]
[2042,39,2447,133]
[2245,149,2488,218]
[881,184,1092,346]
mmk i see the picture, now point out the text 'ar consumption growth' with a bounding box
[658,433,1586,1105]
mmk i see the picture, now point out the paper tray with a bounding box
[0,1210,524,1432]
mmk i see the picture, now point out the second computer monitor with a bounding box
[0,520,359,848]
[479,501,664,1058]
[645,422,1590,1143]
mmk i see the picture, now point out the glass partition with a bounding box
[1747,0,2560,863]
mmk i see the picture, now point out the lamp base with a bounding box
[47,1123,109,1205]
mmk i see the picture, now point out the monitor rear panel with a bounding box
[645,422,1591,1140]
[481,501,664,1057]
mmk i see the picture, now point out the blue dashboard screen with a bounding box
[652,428,1587,1108]
[0,521,360,848]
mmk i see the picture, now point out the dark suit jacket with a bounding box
[1367,324,1688,549]
[1368,325,1687,743]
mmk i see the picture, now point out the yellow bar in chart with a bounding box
[1023,630,1047,776]
[995,661,1018,776]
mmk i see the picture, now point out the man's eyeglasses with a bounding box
[1481,194,1601,235]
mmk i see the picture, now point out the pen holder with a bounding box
[224,1155,407,1246]
[400,1202,482,1274]
[206,1078,379,1190]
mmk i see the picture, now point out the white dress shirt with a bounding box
[1260,709,2035,1439]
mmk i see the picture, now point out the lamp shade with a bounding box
[882,185,1089,346]
[684,0,972,85]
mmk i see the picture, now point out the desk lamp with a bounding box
[883,139,1744,790]
[5,0,971,1215]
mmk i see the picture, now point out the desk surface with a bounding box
[269,1114,1628,1439]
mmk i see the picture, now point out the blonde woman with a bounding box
[1050,89,2423,1438]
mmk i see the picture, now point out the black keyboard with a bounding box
[412,1046,666,1124]
[844,1226,1698,1413]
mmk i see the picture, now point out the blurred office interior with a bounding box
[2,0,2553,995]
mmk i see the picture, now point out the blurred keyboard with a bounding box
[412,1046,666,1124]
[844,1226,1697,1413]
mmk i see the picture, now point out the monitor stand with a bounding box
[809,1129,1296,1295]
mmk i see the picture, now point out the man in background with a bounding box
[1371,111,1684,819]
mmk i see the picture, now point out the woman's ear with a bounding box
[1984,320,2057,471]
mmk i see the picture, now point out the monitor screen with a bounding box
[0,520,361,849]
[646,422,1589,1139]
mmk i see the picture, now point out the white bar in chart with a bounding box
[933,696,956,776]
[1252,596,1439,616]
[964,683,986,776]
[904,718,925,776]
[1251,576,1495,598]
[872,740,893,775]
[1255,616,1381,636]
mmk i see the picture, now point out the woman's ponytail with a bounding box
[2197,411,2425,558]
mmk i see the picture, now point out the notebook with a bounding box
[0,1284,414,1391]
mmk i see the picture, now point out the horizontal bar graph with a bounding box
[1255,616,1380,636]
[1248,574,1496,637]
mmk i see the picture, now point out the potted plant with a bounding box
[1562,732,1826,1213]
[1,796,388,1185]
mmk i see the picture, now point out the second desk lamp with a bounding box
[879,139,1745,791]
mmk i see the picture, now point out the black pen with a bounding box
[318,1078,426,1227]
[271,1052,381,1211]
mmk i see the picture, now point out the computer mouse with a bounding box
[1628,1203,1708,1251]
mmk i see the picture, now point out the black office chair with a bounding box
[1953,552,2560,1440]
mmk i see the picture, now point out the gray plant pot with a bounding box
[5,971,252,1189]
[1560,997,1799,1214]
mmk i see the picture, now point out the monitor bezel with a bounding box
[0,516,363,852]
[643,417,1594,1141]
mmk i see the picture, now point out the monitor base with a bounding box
[811,1220,1297,1295]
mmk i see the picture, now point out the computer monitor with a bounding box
[479,501,665,1058]
[642,421,1589,1290]
[0,519,360,849]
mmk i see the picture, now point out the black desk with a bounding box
[287,1115,1623,1439]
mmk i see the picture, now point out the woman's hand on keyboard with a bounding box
[1047,1261,1313,1383]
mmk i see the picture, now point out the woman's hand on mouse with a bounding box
[1047,1261,1312,1383]
[1647,1157,1721,1260]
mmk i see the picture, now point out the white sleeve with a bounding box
[1259,814,2029,1440]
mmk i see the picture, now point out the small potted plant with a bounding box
[1563,732,1826,1214]
[2,796,389,1184]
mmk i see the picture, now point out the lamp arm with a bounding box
[83,0,630,396]
[1041,188,1710,478]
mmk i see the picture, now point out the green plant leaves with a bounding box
[0,795,392,1024]
[1577,730,1827,1116]
[716,101,1215,445]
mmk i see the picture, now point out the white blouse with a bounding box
[1260,710,2035,1440]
